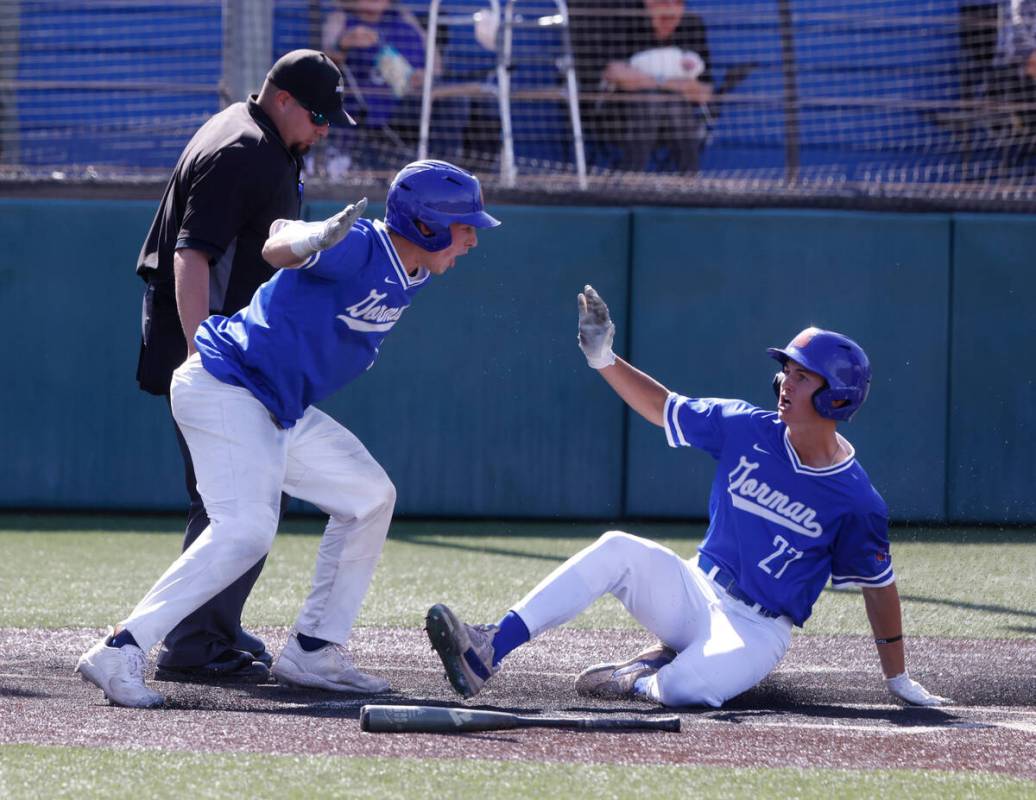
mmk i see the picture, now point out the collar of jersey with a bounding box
[782,427,856,476]
[373,219,429,288]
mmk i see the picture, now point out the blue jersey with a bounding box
[664,394,893,626]
[196,219,428,427]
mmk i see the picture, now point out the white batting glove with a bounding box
[288,197,368,258]
[885,671,950,706]
[577,284,616,369]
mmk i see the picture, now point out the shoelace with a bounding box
[469,624,499,658]
[326,644,358,670]
[123,647,147,683]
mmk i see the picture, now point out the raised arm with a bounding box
[262,197,368,269]
[862,583,949,706]
[577,285,669,427]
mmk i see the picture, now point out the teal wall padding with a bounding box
[2,198,1032,524]
[948,215,1036,523]
[624,209,951,522]
[0,198,184,508]
[305,202,630,517]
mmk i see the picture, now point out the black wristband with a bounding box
[874,634,903,645]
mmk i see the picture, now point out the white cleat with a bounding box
[75,635,165,708]
[574,642,676,701]
[272,635,389,693]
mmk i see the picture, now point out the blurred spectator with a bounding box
[994,0,1036,163]
[321,0,432,166]
[571,0,713,173]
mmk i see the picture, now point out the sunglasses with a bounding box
[295,97,329,127]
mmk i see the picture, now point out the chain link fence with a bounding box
[2,0,1035,210]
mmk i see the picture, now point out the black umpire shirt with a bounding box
[135,96,304,396]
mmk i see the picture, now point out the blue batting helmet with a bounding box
[385,160,501,252]
[767,327,871,421]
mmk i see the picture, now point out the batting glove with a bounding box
[885,671,950,706]
[577,284,616,369]
[288,197,368,258]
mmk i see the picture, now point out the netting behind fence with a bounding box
[2,0,1035,210]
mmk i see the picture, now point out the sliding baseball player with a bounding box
[425,286,948,708]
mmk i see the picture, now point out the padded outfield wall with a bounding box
[0,199,1032,523]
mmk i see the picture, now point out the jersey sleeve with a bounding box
[298,225,372,280]
[663,394,755,459]
[830,508,895,589]
[177,147,267,258]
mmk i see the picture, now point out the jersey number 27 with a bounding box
[757,534,803,579]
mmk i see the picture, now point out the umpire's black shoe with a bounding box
[235,628,274,668]
[154,649,271,684]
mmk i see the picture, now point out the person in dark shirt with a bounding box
[571,0,713,173]
[134,49,355,683]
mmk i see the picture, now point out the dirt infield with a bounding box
[1,627,1034,779]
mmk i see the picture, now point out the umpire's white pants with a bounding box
[120,355,395,653]
[512,531,792,708]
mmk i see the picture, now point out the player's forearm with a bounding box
[262,234,308,269]
[173,248,211,356]
[862,583,906,678]
[262,218,314,268]
[263,201,366,269]
[598,357,669,427]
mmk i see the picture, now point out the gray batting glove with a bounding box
[577,284,616,369]
[885,671,950,706]
[289,197,368,258]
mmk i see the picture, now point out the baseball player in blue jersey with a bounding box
[76,160,500,707]
[425,285,948,708]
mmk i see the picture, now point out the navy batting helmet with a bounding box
[767,327,871,421]
[385,160,501,252]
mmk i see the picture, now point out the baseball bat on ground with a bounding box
[359,704,680,733]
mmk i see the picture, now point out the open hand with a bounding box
[309,197,368,254]
[577,284,616,369]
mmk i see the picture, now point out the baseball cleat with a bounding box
[574,642,677,700]
[75,634,165,708]
[272,635,389,693]
[425,603,498,699]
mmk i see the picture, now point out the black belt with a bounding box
[697,554,782,619]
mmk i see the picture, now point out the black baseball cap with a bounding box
[267,49,356,126]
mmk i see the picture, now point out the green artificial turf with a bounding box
[1,745,1032,800]
[0,514,1033,637]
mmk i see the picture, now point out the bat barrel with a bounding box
[361,704,520,733]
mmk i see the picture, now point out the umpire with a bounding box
[135,49,356,682]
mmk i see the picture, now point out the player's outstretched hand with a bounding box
[885,671,950,706]
[311,197,368,253]
[577,284,616,369]
[285,197,368,259]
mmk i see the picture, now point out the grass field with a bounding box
[2,514,1033,637]
[1,513,1034,798]
[3,745,1036,800]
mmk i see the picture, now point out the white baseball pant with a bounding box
[120,354,395,652]
[512,531,792,707]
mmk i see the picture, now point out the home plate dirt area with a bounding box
[1,627,1034,779]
